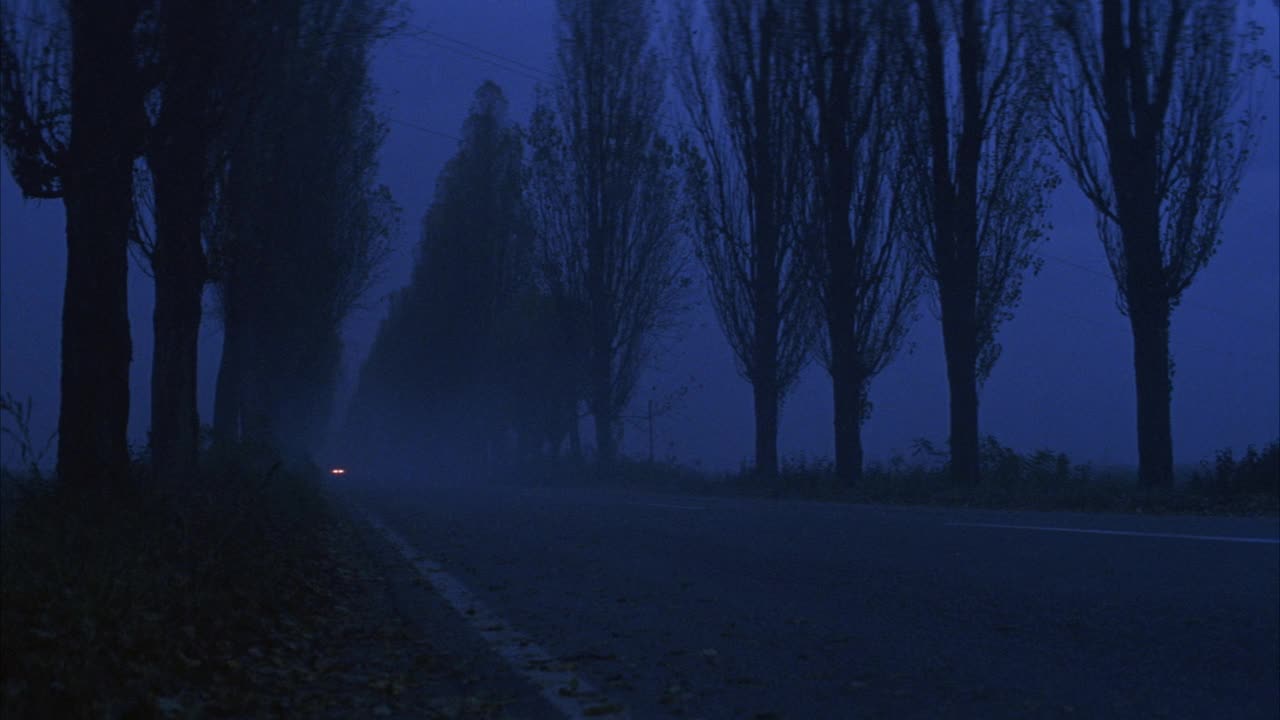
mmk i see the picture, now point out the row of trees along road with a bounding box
[349,0,1266,490]
[675,0,1265,487]
[2,0,1265,491]
[0,0,397,487]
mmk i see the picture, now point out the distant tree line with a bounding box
[346,81,542,476]
[347,2,690,478]
[1,0,1268,491]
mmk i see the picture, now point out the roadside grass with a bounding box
[0,436,476,719]
[522,437,1279,516]
[1,442,325,717]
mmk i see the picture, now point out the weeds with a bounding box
[0,442,339,718]
[541,437,1279,516]
[0,394,57,522]
[0,392,57,473]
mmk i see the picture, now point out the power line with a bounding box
[388,117,460,142]
[1040,251,1274,326]
[393,41,544,84]
[1017,264,1276,362]
[396,21,701,137]
[387,22,1277,336]
[389,31,699,141]
[1046,307,1211,357]
[404,23,552,79]
[1040,251,1114,282]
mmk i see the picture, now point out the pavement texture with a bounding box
[341,481,1280,719]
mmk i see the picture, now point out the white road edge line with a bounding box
[946,521,1280,544]
[363,511,628,720]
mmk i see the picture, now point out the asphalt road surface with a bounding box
[346,481,1280,719]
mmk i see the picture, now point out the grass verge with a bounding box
[518,437,1279,516]
[0,443,474,718]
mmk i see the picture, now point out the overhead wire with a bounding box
[1039,252,1275,326]
[387,117,460,142]
[384,20,1278,364]
[403,23,552,79]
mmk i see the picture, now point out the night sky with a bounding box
[1,0,1277,471]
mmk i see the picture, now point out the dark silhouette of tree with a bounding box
[210,0,395,459]
[898,0,1057,487]
[530,0,688,468]
[497,285,589,461]
[1048,0,1264,488]
[346,82,531,475]
[143,0,271,483]
[796,0,922,486]
[0,0,148,488]
[675,0,818,480]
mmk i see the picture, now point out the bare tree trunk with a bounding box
[588,213,616,466]
[150,144,207,483]
[57,0,142,488]
[1123,213,1175,487]
[59,189,133,487]
[591,368,616,467]
[752,378,779,480]
[846,402,865,486]
[831,373,863,484]
[829,339,862,484]
[1119,195,1175,489]
[941,286,980,488]
[1130,305,1174,488]
[212,315,242,444]
[825,208,860,484]
[753,265,781,480]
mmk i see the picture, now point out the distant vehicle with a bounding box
[329,467,347,476]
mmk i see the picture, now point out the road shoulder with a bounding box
[338,503,565,720]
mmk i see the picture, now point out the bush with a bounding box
[1188,442,1280,498]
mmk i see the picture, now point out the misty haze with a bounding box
[1,0,1277,718]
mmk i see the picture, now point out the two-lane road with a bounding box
[349,482,1279,719]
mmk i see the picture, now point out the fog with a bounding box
[1,0,1277,473]
[2,2,1278,718]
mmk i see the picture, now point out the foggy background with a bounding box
[2,0,1277,471]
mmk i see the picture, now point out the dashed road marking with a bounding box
[364,512,629,719]
[947,521,1280,545]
